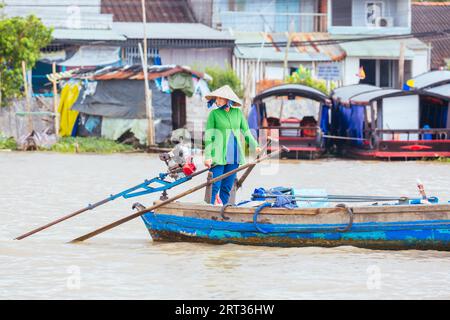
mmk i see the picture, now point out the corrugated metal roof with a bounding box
[412,2,450,69]
[58,64,211,81]
[112,22,234,41]
[234,32,346,62]
[101,0,196,23]
[53,29,126,41]
[334,37,428,59]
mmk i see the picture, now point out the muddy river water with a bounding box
[0,152,449,299]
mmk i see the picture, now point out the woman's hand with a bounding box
[255,146,262,155]
[204,159,213,168]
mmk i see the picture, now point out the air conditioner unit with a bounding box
[375,17,394,27]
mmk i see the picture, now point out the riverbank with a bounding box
[1,135,450,161]
[0,136,138,154]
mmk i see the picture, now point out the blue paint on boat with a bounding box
[141,212,450,249]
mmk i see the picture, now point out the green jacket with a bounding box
[204,107,259,165]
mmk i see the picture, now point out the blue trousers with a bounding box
[210,163,239,205]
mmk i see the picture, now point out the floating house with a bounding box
[251,84,330,159]
[330,72,450,159]
[55,65,211,145]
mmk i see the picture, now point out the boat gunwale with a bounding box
[153,201,450,216]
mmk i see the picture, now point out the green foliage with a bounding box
[0,133,17,150]
[285,65,334,94]
[0,15,53,106]
[49,137,135,154]
[204,65,243,98]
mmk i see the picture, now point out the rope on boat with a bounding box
[253,202,272,234]
[335,204,354,233]
[220,203,233,221]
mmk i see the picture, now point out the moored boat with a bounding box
[251,84,331,159]
[329,73,450,160]
[141,200,450,251]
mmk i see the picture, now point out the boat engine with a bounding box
[159,143,196,180]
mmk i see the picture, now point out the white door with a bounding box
[382,95,419,140]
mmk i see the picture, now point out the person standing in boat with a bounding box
[204,85,261,205]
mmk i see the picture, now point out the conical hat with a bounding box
[205,85,242,107]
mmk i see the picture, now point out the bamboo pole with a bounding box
[138,43,155,146]
[71,148,287,243]
[14,166,213,240]
[21,61,33,133]
[52,62,59,137]
[279,32,293,119]
[141,0,155,146]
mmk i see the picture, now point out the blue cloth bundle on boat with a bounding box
[252,187,297,209]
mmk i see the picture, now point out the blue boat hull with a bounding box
[142,212,450,251]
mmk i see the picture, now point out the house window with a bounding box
[366,2,384,26]
[360,59,401,88]
[331,0,352,27]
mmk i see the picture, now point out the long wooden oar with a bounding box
[15,166,212,240]
[236,139,272,190]
[71,148,286,243]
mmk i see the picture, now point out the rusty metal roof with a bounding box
[57,64,211,81]
[412,2,450,69]
[234,32,346,62]
[101,0,196,23]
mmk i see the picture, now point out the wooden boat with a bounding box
[141,201,450,251]
[251,84,331,160]
[330,78,450,160]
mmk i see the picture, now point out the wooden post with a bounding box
[0,71,2,108]
[141,0,155,146]
[21,61,33,133]
[52,62,59,137]
[398,41,405,89]
[280,32,293,119]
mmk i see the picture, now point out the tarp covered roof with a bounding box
[234,32,346,62]
[410,70,450,89]
[58,46,121,67]
[332,84,381,104]
[253,84,328,102]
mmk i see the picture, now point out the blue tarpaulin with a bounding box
[320,104,330,134]
[348,105,365,146]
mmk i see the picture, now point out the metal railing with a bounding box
[218,11,327,33]
[373,129,450,142]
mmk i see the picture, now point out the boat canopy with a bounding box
[410,71,450,89]
[331,84,380,104]
[253,84,328,103]
[424,84,450,98]
[349,89,406,105]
